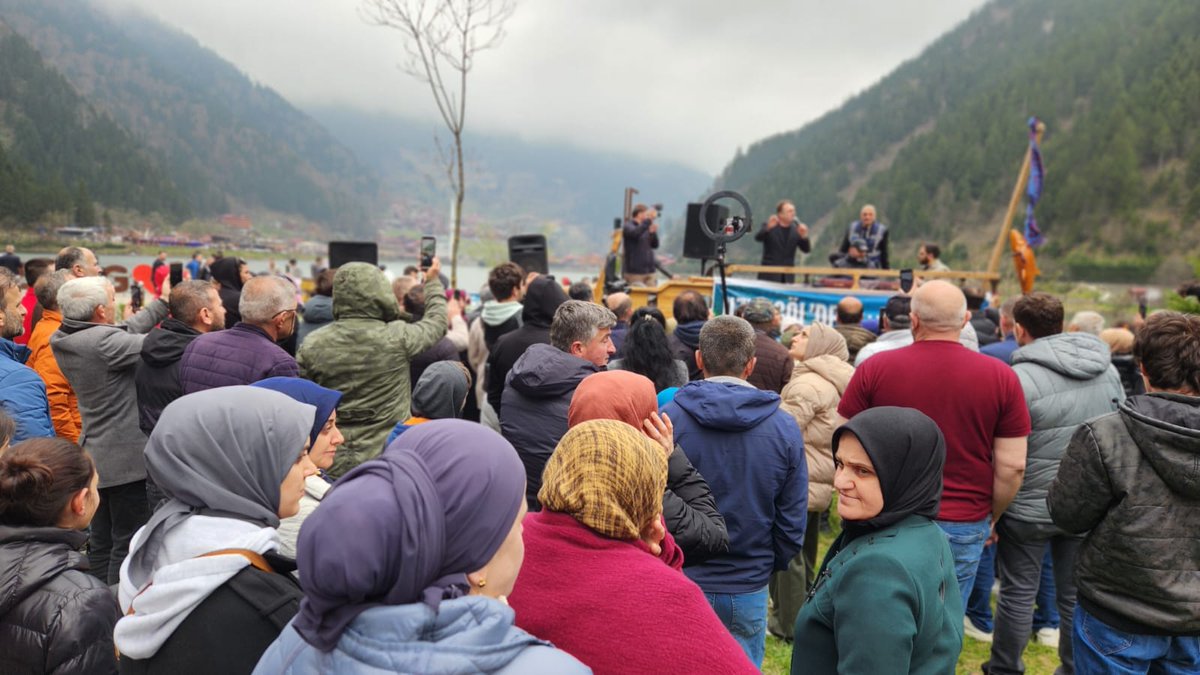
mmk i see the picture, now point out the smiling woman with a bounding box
[790,407,964,675]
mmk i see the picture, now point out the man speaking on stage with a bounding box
[754,199,811,283]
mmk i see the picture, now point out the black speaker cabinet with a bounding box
[328,241,379,268]
[683,202,729,260]
[508,234,549,275]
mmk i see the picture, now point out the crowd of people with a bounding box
[0,239,1198,675]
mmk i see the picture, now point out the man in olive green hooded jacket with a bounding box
[298,258,447,476]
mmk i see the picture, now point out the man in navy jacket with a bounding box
[662,314,807,668]
[0,269,53,442]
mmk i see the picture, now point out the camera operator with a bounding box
[754,200,811,283]
[622,203,660,287]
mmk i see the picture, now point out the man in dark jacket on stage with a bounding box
[755,200,810,283]
[622,204,659,287]
[486,275,568,416]
[500,300,615,509]
[1049,311,1200,673]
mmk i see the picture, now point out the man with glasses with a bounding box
[178,275,299,392]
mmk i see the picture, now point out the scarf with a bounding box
[805,322,850,362]
[252,377,342,446]
[567,370,657,430]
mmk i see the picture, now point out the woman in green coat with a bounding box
[791,407,963,674]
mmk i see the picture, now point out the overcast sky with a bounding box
[96,0,988,174]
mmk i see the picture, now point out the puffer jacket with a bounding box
[179,323,299,394]
[253,595,589,675]
[1009,333,1124,523]
[500,343,599,509]
[1049,393,1200,635]
[0,526,121,674]
[297,263,446,477]
[665,446,729,564]
[779,354,855,512]
[0,339,54,443]
[27,309,81,442]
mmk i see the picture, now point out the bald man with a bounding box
[839,280,1030,611]
[605,292,633,356]
[833,296,876,363]
[55,246,102,278]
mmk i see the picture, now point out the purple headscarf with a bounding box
[291,419,526,652]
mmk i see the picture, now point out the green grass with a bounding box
[759,507,1061,674]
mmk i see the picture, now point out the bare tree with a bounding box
[361,0,515,287]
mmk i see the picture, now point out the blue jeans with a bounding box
[1074,605,1200,674]
[937,517,991,612]
[705,587,768,667]
[968,543,1060,633]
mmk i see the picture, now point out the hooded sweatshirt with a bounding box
[481,299,523,348]
[297,294,333,345]
[500,343,600,509]
[1009,332,1124,523]
[135,318,202,436]
[209,257,245,325]
[668,320,705,381]
[1049,393,1200,635]
[0,526,121,674]
[486,277,567,414]
[663,379,808,593]
[297,263,446,477]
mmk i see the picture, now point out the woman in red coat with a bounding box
[507,419,758,675]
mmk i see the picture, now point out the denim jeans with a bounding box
[88,480,151,585]
[705,587,769,667]
[937,517,991,611]
[968,543,1060,633]
[1074,605,1200,674]
[985,518,1081,675]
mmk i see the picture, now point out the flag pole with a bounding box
[987,120,1046,276]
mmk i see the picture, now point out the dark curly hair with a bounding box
[621,308,677,391]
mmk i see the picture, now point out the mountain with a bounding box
[305,105,711,251]
[0,26,188,223]
[713,0,1200,282]
[0,0,379,235]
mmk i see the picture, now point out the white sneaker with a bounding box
[963,616,994,643]
[1034,627,1060,648]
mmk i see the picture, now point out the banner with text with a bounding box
[716,277,892,326]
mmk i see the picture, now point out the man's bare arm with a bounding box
[992,436,1028,522]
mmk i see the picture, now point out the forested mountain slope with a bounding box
[715,0,1200,281]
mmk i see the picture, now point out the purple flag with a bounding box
[1024,117,1045,247]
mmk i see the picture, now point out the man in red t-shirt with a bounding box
[839,280,1030,610]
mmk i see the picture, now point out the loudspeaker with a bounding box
[683,202,729,260]
[328,241,378,268]
[508,234,548,275]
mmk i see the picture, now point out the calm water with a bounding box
[24,252,595,294]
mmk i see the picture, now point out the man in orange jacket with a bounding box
[27,270,81,441]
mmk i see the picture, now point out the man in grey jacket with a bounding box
[985,292,1123,675]
[51,275,169,584]
[1049,312,1200,673]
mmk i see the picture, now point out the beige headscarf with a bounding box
[538,419,667,540]
[805,322,850,362]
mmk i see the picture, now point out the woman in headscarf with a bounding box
[114,387,318,674]
[508,420,757,675]
[255,420,587,674]
[771,322,854,639]
[0,438,119,674]
[382,360,471,448]
[567,370,728,563]
[209,256,249,325]
[251,377,345,559]
[790,407,963,674]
